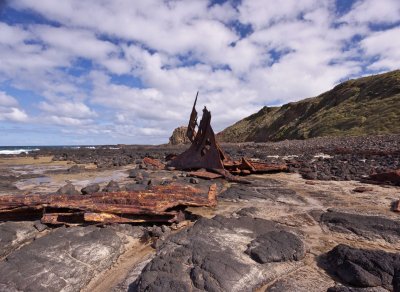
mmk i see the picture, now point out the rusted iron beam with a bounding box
[143,157,165,170]
[186,91,198,142]
[188,170,223,180]
[0,184,217,224]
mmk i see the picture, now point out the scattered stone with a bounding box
[33,220,47,232]
[352,186,373,193]
[236,207,258,217]
[102,180,120,192]
[324,244,400,290]
[67,165,83,173]
[369,169,400,185]
[189,177,199,184]
[128,169,141,178]
[81,183,100,195]
[303,172,317,180]
[56,182,80,196]
[392,200,400,212]
[245,230,305,263]
[305,181,317,185]
[124,183,147,191]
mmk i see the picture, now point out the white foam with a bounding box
[0,148,40,155]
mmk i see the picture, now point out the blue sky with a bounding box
[0,0,399,146]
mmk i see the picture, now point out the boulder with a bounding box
[102,180,120,192]
[325,244,400,290]
[81,183,100,195]
[168,126,190,145]
[56,182,80,196]
[245,230,305,263]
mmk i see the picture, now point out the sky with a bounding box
[0,0,399,146]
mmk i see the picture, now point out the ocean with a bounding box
[0,145,98,155]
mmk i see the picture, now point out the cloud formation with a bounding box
[0,0,399,145]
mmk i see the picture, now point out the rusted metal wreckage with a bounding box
[0,184,217,225]
[169,92,288,181]
[0,93,287,226]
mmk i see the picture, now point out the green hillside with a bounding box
[218,70,400,142]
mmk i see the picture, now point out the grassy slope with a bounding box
[218,70,400,142]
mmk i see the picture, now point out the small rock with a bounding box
[81,183,100,195]
[305,181,316,185]
[67,165,82,173]
[33,221,47,232]
[167,166,175,171]
[161,225,170,234]
[102,180,120,192]
[352,186,373,193]
[124,183,146,191]
[392,200,400,212]
[128,169,140,178]
[189,178,199,184]
[303,172,317,180]
[56,183,80,196]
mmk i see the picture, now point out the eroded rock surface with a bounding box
[0,221,38,258]
[131,215,305,292]
[0,226,129,292]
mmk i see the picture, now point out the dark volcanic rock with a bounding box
[55,182,80,195]
[124,183,147,191]
[324,244,400,290]
[319,210,400,242]
[81,183,100,195]
[102,180,121,192]
[245,230,305,263]
[0,226,126,292]
[131,216,304,292]
[369,169,400,186]
[128,169,141,179]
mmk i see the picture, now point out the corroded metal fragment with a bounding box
[188,170,223,180]
[169,93,288,181]
[0,184,217,225]
[143,157,165,170]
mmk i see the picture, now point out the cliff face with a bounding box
[168,126,190,145]
[218,70,400,142]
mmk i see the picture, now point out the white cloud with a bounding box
[0,107,28,122]
[0,91,28,122]
[0,91,18,107]
[341,0,400,24]
[38,100,97,119]
[360,27,400,70]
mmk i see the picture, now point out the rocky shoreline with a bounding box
[0,134,399,291]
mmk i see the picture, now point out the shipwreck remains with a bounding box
[0,184,217,225]
[169,93,288,179]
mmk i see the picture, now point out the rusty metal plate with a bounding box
[188,170,223,180]
[0,184,217,224]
